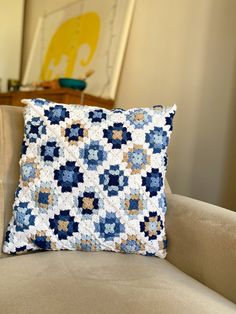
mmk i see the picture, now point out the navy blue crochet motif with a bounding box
[25,117,46,143]
[44,105,70,124]
[89,109,107,123]
[103,123,132,149]
[49,210,78,240]
[33,234,53,250]
[142,168,163,197]
[140,212,163,240]
[21,141,28,154]
[3,98,176,258]
[165,111,175,131]
[15,246,28,254]
[78,191,99,216]
[41,140,60,162]
[32,98,50,107]
[54,161,83,192]
[99,165,128,196]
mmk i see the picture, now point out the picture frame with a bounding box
[22,0,135,99]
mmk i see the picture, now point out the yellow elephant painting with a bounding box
[23,1,135,99]
[40,12,100,81]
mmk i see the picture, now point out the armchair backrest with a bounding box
[0,106,24,257]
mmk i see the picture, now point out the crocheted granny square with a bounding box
[3,99,176,257]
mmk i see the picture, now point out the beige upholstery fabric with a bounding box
[166,194,236,303]
[0,251,235,314]
[0,106,24,257]
[0,105,236,312]
[165,179,171,194]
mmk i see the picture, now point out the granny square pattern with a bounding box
[3,99,176,258]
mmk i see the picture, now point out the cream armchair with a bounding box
[0,105,235,314]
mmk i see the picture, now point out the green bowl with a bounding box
[59,78,87,91]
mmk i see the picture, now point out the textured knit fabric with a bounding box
[3,99,176,257]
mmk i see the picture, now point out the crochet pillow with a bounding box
[3,99,176,257]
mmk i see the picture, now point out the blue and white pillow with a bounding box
[3,99,176,257]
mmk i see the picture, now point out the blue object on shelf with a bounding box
[59,78,87,91]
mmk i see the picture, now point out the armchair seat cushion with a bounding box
[0,251,235,314]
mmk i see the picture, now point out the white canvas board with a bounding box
[23,0,135,99]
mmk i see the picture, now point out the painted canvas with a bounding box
[23,0,135,99]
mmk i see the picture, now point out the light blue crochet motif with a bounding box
[80,140,107,170]
[14,202,35,232]
[3,98,176,258]
[145,127,169,154]
[126,109,152,129]
[94,212,125,241]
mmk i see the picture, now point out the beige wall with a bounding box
[116,0,236,209]
[0,0,24,91]
[22,0,236,209]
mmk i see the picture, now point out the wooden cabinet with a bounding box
[0,88,114,109]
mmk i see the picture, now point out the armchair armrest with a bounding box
[166,194,236,303]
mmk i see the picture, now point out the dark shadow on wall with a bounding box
[221,60,236,211]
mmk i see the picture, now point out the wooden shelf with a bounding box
[0,88,114,109]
